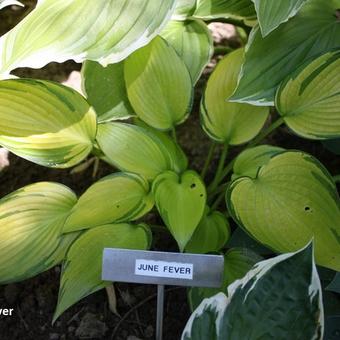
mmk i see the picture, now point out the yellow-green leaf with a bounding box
[201,48,269,144]
[0,182,78,284]
[0,79,97,168]
[63,173,154,233]
[173,0,196,19]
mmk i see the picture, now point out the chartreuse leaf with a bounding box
[185,207,230,254]
[193,0,256,20]
[81,60,134,122]
[124,36,193,130]
[152,171,206,251]
[0,0,23,10]
[231,0,340,105]
[0,182,78,284]
[54,223,150,322]
[63,173,154,233]
[161,19,213,84]
[182,245,324,340]
[201,48,269,144]
[231,145,284,180]
[188,248,261,311]
[276,50,340,140]
[96,123,187,180]
[227,151,340,271]
[0,0,176,75]
[173,0,196,19]
[0,79,97,168]
[252,0,309,37]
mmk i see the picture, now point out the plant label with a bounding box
[102,248,224,288]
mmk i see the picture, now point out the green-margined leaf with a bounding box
[231,0,340,105]
[182,245,323,340]
[227,151,340,271]
[201,48,269,144]
[81,61,134,122]
[0,182,78,284]
[185,207,230,254]
[193,0,256,20]
[54,223,151,322]
[231,145,285,180]
[63,173,154,233]
[124,36,193,130]
[251,0,309,37]
[96,123,187,180]
[188,248,261,311]
[173,0,196,19]
[276,50,340,140]
[0,79,97,168]
[153,170,206,251]
[0,0,23,10]
[327,273,340,294]
[161,19,213,84]
[0,0,176,75]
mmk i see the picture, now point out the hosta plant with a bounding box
[0,0,340,338]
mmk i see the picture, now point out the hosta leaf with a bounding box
[161,19,213,84]
[193,0,256,20]
[0,0,23,10]
[185,207,230,254]
[54,223,150,322]
[188,248,261,311]
[231,145,285,180]
[96,123,187,180]
[227,151,340,271]
[182,245,324,340]
[0,79,97,168]
[81,61,134,122]
[231,0,340,105]
[173,0,196,19]
[276,50,340,139]
[322,138,340,155]
[201,48,269,144]
[327,272,340,294]
[125,37,193,130]
[63,173,154,233]
[152,170,206,251]
[0,182,78,284]
[0,0,176,75]
[252,0,309,37]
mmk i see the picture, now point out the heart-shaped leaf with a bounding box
[124,36,193,130]
[0,182,78,284]
[96,123,187,180]
[81,60,134,122]
[153,170,207,251]
[227,151,340,271]
[0,0,176,75]
[63,173,154,233]
[201,48,269,144]
[54,223,151,322]
[0,79,97,168]
[276,50,340,139]
[161,19,213,84]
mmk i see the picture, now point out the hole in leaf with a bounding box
[190,183,196,189]
[200,194,204,197]
[304,206,311,212]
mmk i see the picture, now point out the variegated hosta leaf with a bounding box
[251,0,309,37]
[0,79,97,168]
[231,0,340,105]
[63,173,154,233]
[276,50,340,140]
[54,223,151,322]
[0,0,23,10]
[124,36,193,130]
[185,207,230,254]
[182,245,324,340]
[227,151,340,271]
[0,182,78,284]
[193,0,256,20]
[161,19,213,84]
[201,48,269,144]
[96,123,188,180]
[0,0,176,75]
[231,144,285,180]
[81,60,134,123]
[153,171,206,251]
[188,248,261,311]
[173,0,196,19]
